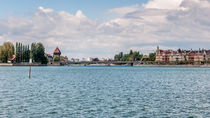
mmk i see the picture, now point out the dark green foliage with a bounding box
[114,50,143,61]
[30,42,48,64]
[15,42,30,63]
[42,56,48,64]
[15,42,47,64]
[31,43,37,62]
[114,52,123,61]
[148,53,156,61]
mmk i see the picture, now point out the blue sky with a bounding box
[0,0,148,19]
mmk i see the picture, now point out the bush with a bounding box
[53,56,60,62]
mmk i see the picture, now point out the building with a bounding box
[156,46,210,62]
[60,56,69,65]
[8,55,16,63]
[53,47,61,58]
[45,47,68,65]
[87,57,93,62]
[71,58,80,62]
[64,56,68,63]
[45,54,53,64]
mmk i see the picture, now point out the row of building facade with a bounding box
[155,46,210,62]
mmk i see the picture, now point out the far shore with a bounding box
[0,63,63,66]
[1,63,210,68]
[134,64,210,67]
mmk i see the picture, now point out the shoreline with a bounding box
[1,63,210,67]
[134,64,210,67]
[0,63,64,66]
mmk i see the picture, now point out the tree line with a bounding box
[114,50,156,61]
[16,42,30,63]
[0,42,48,64]
[114,50,143,61]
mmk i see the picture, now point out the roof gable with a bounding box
[54,47,61,54]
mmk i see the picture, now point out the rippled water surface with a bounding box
[0,66,210,118]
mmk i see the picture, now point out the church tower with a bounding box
[156,46,160,62]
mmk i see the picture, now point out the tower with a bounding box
[53,47,61,59]
[156,46,160,62]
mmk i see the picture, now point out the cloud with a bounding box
[103,0,210,49]
[0,0,210,59]
[143,0,185,10]
[109,5,140,15]
[38,6,54,13]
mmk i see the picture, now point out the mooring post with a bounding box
[28,65,31,78]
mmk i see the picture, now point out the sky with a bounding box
[0,0,148,19]
[0,0,210,59]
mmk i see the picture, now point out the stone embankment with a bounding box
[0,63,62,66]
[0,63,13,66]
[134,64,210,67]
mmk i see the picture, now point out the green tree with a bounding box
[133,51,143,61]
[148,53,156,61]
[31,43,37,62]
[114,52,123,61]
[129,50,133,55]
[0,46,3,62]
[36,43,45,62]
[15,42,30,63]
[26,45,30,62]
[0,42,15,63]
[15,42,19,62]
[114,54,120,61]
[30,42,47,64]
[53,56,60,62]
[122,54,129,61]
[114,50,143,61]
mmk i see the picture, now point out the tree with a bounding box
[53,56,60,62]
[0,42,15,63]
[122,54,129,61]
[129,50,133,55]
[30,42,47,64]
[16,42,19,62]
[114,54,120,61]
[42,56,48,64]
[148,53,156,61]
[36,43,45,63]
[0,46,3,62]
[133,51,143,61]
[15,42,30,63]
[114,50,143,61]
[26,45,30,62]
[31,43,37,62]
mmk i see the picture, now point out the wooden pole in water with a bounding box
[28,65,31,78]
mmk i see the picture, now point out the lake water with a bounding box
[0,66,209,118]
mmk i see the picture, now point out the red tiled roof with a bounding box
[54,47,61,54]
[165,51,171,54]
[11,55,16,60]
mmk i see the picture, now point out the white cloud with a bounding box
[38,6,54,13]
[109,5,140,15]
[143,0,184,10]
[0,0,210,59]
